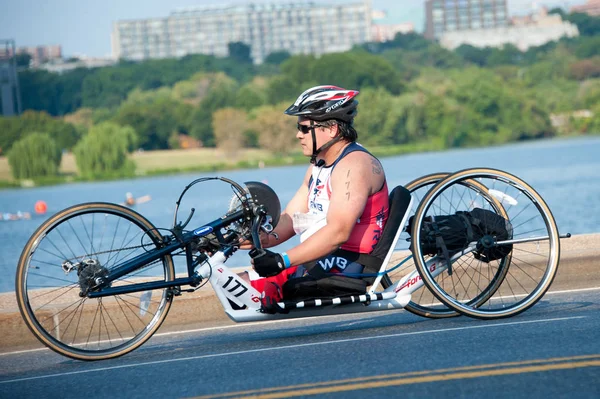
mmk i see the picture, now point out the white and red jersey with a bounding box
[302,142,389,254]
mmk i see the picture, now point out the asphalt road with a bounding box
[1,285,599,399]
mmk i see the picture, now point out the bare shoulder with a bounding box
[332,150,385,193]
[336,150,384,177]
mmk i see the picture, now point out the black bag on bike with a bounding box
[409,208,513,263]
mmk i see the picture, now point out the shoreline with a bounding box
[1,135,597,190]
[1,232,598,352]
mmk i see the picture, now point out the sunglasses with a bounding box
[297,123,327,134]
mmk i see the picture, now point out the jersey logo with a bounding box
[318,256,348,271]
[313,178,324,197]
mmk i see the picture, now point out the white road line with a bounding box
[0,315,586,385]
[2,286,599,358]
[543,287,600,295]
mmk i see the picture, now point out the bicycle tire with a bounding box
[411,168,560,319]
[16,202,176,360]
[384,173,511,319]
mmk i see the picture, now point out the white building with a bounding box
[371,22,415,42]
[111,1,372,64]
[40,57,117,74]
[440,7,579,51]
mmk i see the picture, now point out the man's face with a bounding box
[296,118,334,156]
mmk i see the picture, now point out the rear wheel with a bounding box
[411,168,560,319]
[15,203,175,360]
[385,173,510,319]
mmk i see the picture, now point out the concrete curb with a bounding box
[1,234,598,353]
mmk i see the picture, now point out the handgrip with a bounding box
[249,248,266,259]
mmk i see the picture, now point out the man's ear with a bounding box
[329,124,339,138]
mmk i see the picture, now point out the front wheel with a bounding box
[15,203,176,360]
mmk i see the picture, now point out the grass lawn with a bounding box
[0,148,276,182]
[0,141,441,185]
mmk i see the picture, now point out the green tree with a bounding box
[564,12,600,36]
[16,53,32,68]
[360,32,432,54]
[235,84,267,110]
[212,108,248,154]
[529,79,579,113]
[228,42,253,64]
[0,110,79,153]
[18,68,92,116]
[401,44,465,69]
[378,49,421,81]
[569,57,600,80]
[80,54,255,110]
[8,133,62,179]
[587,103,600,133]
[251,104,297,154]
[352,87,396,146]
[577,79,600,109]
[486,44,524,66]
[574,36,600,58]
[74,122,136,178]
[113,98,193,150]
[188,74,239,146]
[455,44,493,67]
[281,51,405,95]
[264,51,291,65]
[265,75,308,105]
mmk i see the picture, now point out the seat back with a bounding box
[362,185,413,285]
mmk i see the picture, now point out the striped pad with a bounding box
[279,292,393,310]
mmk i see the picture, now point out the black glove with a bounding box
[250,248,286,277]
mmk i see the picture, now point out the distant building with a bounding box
[570,0,600,16]
[40,56,117,74]
[0,44,62,67]
[6,45,63,67]
[439,7,579,51]
[372,22,414,42]
[112,1,373,64]
[424,0,509,40]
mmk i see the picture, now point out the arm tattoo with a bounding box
[371,159,382,175]
[345,170,351,201]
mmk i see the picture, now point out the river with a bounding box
[1,136,599,293]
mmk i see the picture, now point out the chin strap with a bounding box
[309,120,342,165]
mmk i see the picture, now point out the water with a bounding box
[2,136,599,293]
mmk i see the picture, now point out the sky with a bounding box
[0,0,589,58]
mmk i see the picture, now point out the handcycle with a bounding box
[15,168,568,360]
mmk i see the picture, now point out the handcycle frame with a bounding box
[16,167,570,360]
[84,187,551,323]
[85,192,420,320]
[84,191,439,322]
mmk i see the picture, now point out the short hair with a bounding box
[321,119,358,142]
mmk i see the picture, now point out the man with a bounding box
[246,85,389,312]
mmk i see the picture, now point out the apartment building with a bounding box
[111,1,372,64]
[372,22,415,42]
[0,44,62,67]
[570,0,600,17]
[439,6,579,51]
[424,0,508,40]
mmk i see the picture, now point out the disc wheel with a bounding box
[411,168,560,319]
[383,173,510,319]
[16,203,175,360]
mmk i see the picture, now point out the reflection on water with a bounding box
[1,136,599,293]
